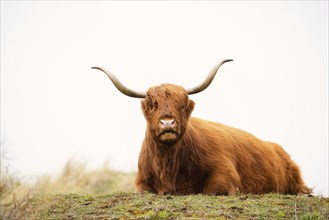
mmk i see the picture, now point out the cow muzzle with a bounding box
[160,118,175,129]
[158,118,179,145]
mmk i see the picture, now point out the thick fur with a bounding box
[135,84,311,195]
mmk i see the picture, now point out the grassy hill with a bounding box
[2,192,328,219]
[1,159,328,219]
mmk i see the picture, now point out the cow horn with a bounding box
[91,66,146,98]
[185,59,233,95]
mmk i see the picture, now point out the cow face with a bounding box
[142,84,195,146]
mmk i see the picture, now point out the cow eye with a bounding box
[149,101,158,110]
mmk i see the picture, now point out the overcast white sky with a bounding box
[1,1,328,196]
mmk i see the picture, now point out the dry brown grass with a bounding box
[1,159,34,205]
[34,159,136,196]
[0,158,136,218]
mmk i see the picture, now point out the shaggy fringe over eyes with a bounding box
[142,84,191,118]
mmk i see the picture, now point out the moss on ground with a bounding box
[1,192,328,219]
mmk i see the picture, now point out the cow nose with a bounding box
[160,118,175,128]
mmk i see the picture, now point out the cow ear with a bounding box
[186,99,195,116]
[141,99,149,119]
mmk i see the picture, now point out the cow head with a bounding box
[141,84,194,146]
[92,59,233,146]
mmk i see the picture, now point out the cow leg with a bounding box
[135,172,156,193]
[286,162,312,195]
[203,170,240,195]
[136,181,155,193]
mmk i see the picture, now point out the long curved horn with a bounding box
[185,59,233,95]
[91,66,146,98]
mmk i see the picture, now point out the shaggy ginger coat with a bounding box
[135,84,311,195]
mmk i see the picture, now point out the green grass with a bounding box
[2,193,328,219]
